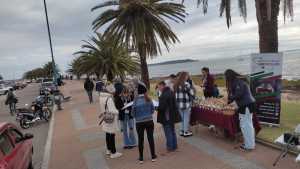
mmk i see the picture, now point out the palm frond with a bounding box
[91,1,119,11]
[219,0,232,28]
[282,0,294,22]
[238,0,247,22]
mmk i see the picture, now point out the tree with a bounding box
[0,74,3,80]
[22,62,60,79]
[185,0,294,53]
[68,57,84,80]
[91,0,186,88]
[73,33,140,81]
[23,68,46,79]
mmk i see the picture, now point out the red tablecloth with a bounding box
[190,106,261,137]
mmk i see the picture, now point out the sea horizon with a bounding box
[149,50,300,80]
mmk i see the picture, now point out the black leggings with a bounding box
[106,133,116,154]
[136,121,156,160]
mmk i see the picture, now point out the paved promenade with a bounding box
[47,80,299,169]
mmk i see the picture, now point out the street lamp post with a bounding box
[43,0,58,85]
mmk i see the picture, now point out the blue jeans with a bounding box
[121,114,137,147]
[163,123,177,151]
[239,108,255,149]
[179,108,191,132]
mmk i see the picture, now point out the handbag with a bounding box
[99,97,115,125]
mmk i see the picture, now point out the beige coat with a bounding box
[99,93,119,134]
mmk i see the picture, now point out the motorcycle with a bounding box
[52,89,71,110]
[16,100,52,129]
[53,90,62,110]
[43,88,54,106]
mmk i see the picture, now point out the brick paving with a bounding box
[47,80,299,169]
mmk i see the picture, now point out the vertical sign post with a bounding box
[250,53,283,126]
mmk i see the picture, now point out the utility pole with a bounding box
[43,0,58,84]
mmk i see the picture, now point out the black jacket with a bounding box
[114,95,134,121]
[157,87,181,125]
[84,80,94,91]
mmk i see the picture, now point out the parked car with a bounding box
[0,122,34,169]
[40,82,56,95]
[36,78,43,83]
[41,78,53,83]
[0,84,13,95]
[4,82,17,91]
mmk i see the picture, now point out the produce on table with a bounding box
[198,98,236,115]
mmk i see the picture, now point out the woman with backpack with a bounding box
[174,72,195,137]
[132,82,157,164]
[99,84,122,159]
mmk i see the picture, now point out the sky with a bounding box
[0,0,299,80]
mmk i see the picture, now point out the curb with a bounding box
[41,105,56,169]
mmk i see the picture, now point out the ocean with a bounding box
[149,50,300,80]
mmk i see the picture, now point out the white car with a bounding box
[0,84,13,95]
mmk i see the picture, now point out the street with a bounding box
[0,83,49,169]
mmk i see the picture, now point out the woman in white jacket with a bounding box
[100,84,122,159]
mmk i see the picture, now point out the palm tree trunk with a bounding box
[256,0,280,53]
[138,43,150,89]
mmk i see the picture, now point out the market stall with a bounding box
[190,98,261,138]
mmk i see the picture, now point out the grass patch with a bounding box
[257,101,300,142]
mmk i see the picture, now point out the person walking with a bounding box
[132,82,157,164]
[157,81,181,151]
[5,88,18,115]
[84,77,94,103]
[225,69,256,151]
[99,84,122,158]
[114,87,137,149]
[174,72,195,137]
[201,67,215,98]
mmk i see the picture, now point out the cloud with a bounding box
[0,0,299,79]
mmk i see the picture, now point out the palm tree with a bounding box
[68,57,85,80]
[74,33,140,81]
[43,61,60,78]
[185,0,294,53]
[91,0,186,88]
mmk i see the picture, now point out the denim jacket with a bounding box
[132,95,154,123]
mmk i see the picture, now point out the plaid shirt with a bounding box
[175,82,195,110]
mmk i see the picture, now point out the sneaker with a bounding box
[239,145,254,152]
[105,150,111,155]
[151,155,157,162]
[138,158,144,164]
[179,130,184,136]
[183,131,193,137]
[110,152,122,159]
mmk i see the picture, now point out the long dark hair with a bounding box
[174,71,188,92]
[224,69,248,93]
[144,92,152,103]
